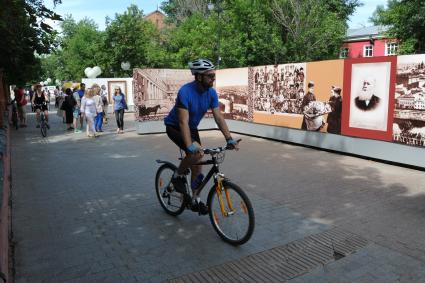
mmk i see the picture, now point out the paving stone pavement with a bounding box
[11,109,425,282]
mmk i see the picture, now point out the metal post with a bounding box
[217,7,221,69]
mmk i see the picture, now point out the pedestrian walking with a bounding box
[61,88,76,131]
[80,88,97,138]
[72,87,82,133]
[92,84,104,132]
[77,83,86,130]
[56,87,65,122]
[100,85,109,124]
[15,87,27,127]
[112,86,127,134]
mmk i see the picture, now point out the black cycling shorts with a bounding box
[166,125,201,153]
[34,105,48,112]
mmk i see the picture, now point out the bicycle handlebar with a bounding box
[203,139,242,155]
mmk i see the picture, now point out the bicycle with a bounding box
[40,111,48,137]
[11,100,19,130]
[155,140,255,245]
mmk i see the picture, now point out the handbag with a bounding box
[122,95,128,110]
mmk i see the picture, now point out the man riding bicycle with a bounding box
[164,58,239,214]
[32,84,49,128]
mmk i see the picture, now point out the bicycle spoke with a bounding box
[208,182,254,245]
[155,164,186,215]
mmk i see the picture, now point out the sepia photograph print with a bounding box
[216,68,250,122]
[393,54,425,147]
[341,56,397,141]
[249,63,307,129]
[133,69,193,121]
[304,59,345,134]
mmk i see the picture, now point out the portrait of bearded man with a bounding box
[354,77,380,111]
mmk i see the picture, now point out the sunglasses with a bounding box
[203,73,216,79]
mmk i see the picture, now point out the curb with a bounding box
[0,126,11,282]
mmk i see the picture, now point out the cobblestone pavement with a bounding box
[11,110,425,282]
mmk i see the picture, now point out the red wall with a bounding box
[343,39,389,58]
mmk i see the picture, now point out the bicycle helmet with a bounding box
[188,58,215,75]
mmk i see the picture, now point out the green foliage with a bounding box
[38,1,361,82]
[0,0,62,85]
[372,0,425,54]
[163,0,359,67]
[58,16,103,81]
[271,0,351,62]
[102,5,165,77]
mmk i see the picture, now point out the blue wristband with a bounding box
[187,143,199,153]
[227,139,237,146]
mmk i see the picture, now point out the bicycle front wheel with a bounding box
[207,181,255,246]
[41,122,47,137]
[155,163,186,216]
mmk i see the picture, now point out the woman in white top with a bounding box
[80,88,98,137]
[91,84,104,132]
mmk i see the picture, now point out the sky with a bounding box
[46,0,387,31]
[46,0,163,30]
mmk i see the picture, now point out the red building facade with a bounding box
[341,26,398,59]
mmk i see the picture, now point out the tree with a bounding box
[161,0,359,66]
[271,0,360,62]
[161,0,210,25]
[372,0,425,54]
[0,0,62,85]
[102,5,165,77]
[56,15,103,81]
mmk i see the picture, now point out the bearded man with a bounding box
[355,77,380,111]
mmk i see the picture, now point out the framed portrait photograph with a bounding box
[341,56,397,141]
[107,80,127,103]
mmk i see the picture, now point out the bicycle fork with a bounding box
[215,174,236,217]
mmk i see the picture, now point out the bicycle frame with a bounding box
[194,153,236,217]
[157,154,234,217]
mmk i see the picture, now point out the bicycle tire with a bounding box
[12,112,18,130]
[207,180,255,246]
[41,122,47,137]
[155,163,187,216]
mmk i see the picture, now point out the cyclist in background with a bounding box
[32,84,49,128]
[164,58,239,213]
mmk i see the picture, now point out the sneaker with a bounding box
[67,127,73,131]
[191,200,209,215]
[74,129,82,133]
[171,176,187,194]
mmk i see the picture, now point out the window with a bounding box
[340,48,349,58]
[386,42,398,56]
[364,45,373,57]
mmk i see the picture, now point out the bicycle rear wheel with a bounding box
[207,181,255,246]
[155,163,186,216]
[41,122,47,137]
[12,112,18,130]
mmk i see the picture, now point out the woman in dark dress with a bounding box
[327,86,342,134]
[61,88,76,131]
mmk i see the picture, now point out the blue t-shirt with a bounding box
[113,94,126,111]
[164,81,219,129]
[77,89,85,99]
